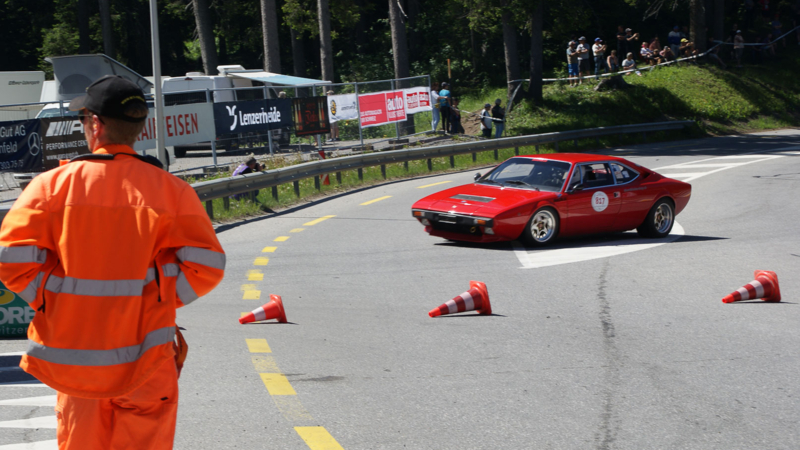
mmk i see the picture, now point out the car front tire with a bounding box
[637,198,674,238]
[523,207,560,246]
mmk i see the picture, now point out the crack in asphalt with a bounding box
[595,260,620,450]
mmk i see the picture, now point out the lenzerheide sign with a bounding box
[213,99,292,136]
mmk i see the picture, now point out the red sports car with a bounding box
[411,153,691,245]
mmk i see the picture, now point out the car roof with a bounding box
[514,153,631,164]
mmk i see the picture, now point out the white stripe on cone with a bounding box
[253,307,266,322]
[752,280,764,298]
[445,299,458,314]
[461,292,474,311]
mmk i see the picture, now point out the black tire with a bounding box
[522,207,560,246]
[637,198,675,238]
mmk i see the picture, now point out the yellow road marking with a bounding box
[417,181,452,189]
[252,355,280,372]
[303,215,336,226]
[274,397,316,423]
[274,236,290,242]
[254,257,269,266]
[247,270,263,281]
[243,290,260,300]
[260,373,297,396]
[295,427,345,450]
[262,246,277,253]
[246,339,272,353]
[360,196,391,206]
[290,228,305,233]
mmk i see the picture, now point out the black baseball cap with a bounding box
[69,75,148,122]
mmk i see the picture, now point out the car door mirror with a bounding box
[474,173,482,181]
[569,183,583,192]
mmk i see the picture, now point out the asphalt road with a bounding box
[2,129,800,449]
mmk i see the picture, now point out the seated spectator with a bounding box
[659,45,676,62]
[607,50,620,72]
[231,156,263,200]
[648,36,662,53]
[622,52,642,76]
[640,42,656,65]
[679,38,698,58]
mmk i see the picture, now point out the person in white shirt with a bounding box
[592,37,608,78]
[430,82,441,132]
[576,36,591,84]
[622,52,642,76]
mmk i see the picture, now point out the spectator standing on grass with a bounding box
[491,99,505,138]
[449,98,464,135]
[625,28,640,56]
[616,26,628,58]
[734,30,745,68]
[622,52,642,76]
[592,38,608,78]
[480,103,492,138]
[668,26,682,57]
[576,37,591,84]
[607,50,620,72]
[567,40,580,87]
[439,82,452,134]
[430,82,441,132]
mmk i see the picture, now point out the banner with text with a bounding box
[292,97,331,136]
[402,87,432,114]
[327,94,359,123]
[358,90,406,128]
[213,99,292,136]
[135,103,216,151]
[41,117,89,170]
[0,119,42,172]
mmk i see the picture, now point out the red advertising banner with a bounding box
[358,90,407,128]
[403,87,432,113]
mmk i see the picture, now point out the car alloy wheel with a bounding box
[526,207,559,245]
[653,202,673,234]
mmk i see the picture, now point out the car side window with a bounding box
[580,163,615,188]
[609,162,638,184]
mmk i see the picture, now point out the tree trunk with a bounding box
[527,1,543,105]
[713,0,724,41]
[290,28,307,77]
[98,0,115,58]
[192,0,218,75]
[78,0,91,54]
[501,2,521,101]
[318,0,334,82]
[389,0,413,135]
[690,0,707,53]
[260,0,281,73]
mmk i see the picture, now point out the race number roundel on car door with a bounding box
[591,191,609,212]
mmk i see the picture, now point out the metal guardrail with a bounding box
[0,120,693,222]
[193,120,694,218]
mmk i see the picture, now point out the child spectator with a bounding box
[576,37,591,84]
[607,50,619,72]
[566,40,579,87]
[592,38,608,78]
[480,103,492,138]
[622,52,642,76]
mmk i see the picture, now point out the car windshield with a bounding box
[36,106,79,118]
[477,158,571,192]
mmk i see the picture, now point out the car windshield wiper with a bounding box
[503,180,540,191]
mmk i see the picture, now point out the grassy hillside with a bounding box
[459,46,800,138]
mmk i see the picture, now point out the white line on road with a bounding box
[0,395,56,407]
[0,415,56,429]
[0,440,57,450]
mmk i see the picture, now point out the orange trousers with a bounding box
[55,359,179,450]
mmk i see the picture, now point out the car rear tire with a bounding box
[637,198,674,238]
[523,207,559,246]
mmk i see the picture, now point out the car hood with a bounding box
[413,183,558,216]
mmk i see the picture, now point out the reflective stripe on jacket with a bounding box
[0,145,225,398]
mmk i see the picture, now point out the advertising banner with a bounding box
[403,87,432,114]
[0,281,34,337]
[292,97,331,137]
[358,90,406,128]
[327,94,358,123]
[41,117,89,170]
[135,103,216,151]
[0,119,42,172]
[212,99,292,136]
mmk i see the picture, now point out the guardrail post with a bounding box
[573,139,578,148]
[427,158,432,171]
[223,196,230,211]
[514,147,519,156]
[358,168,363,181]
[493,149,499,160]
[380,164,386,179]
[596,137,600,146]
[272,186,278,201]
[535,145,539,154]
[314,175,320,190]
[336,172,342,184]
[249,191,256,202]
[555,141,560,152]
[449,155,455,168]
[472,153,476,162]
[205,200,213,219]
[642,132,647,143]
[293,181,300,197]
[404,161,408,171]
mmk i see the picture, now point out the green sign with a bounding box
[0,282,34,337]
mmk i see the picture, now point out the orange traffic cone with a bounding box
[722,270,781,303]
[429,281,492,317]
[240,295,288,324]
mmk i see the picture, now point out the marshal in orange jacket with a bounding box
[0,145,225,398]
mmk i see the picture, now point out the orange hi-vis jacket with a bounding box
[0,144,225,398]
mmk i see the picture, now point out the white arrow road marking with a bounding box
[0,396,56,407]
[0,441,57,450]
[655,154,785,182]
[513,223,684,269]
[0,415,57,429]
